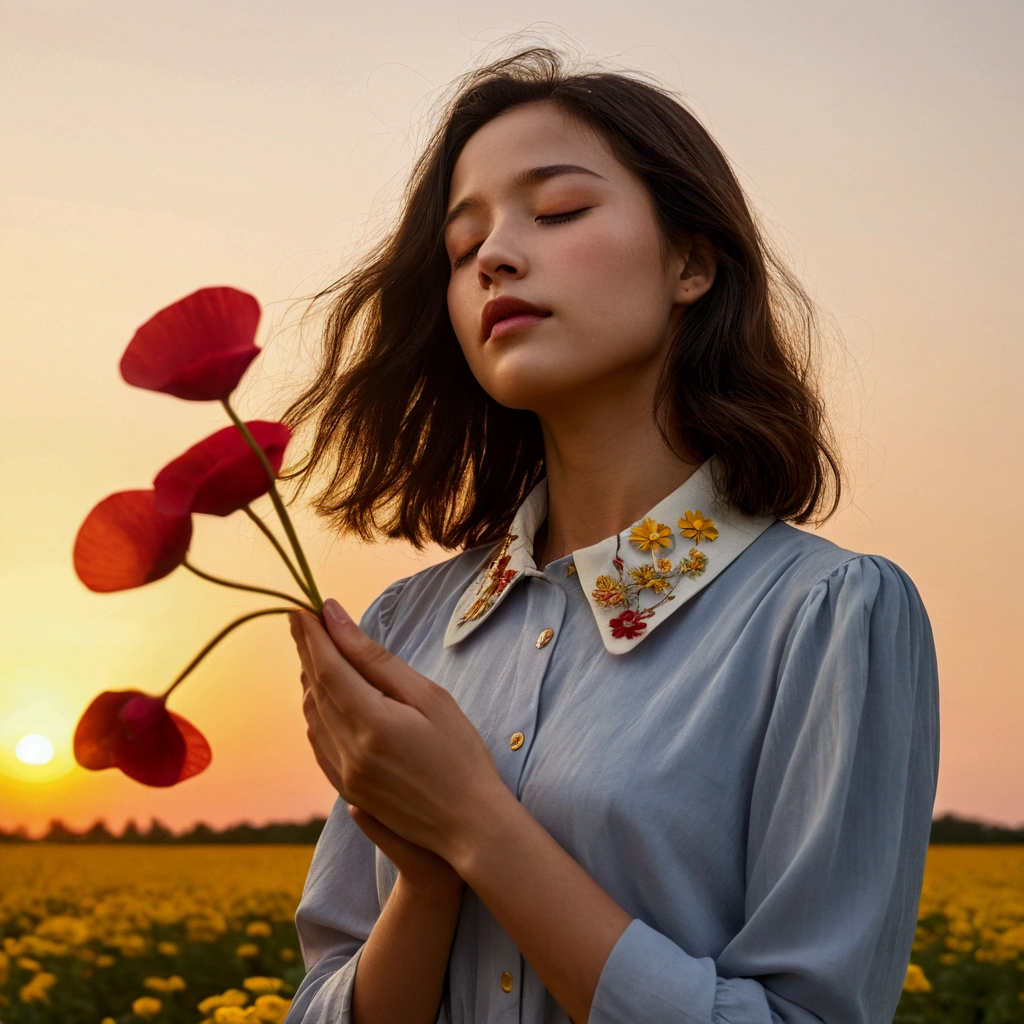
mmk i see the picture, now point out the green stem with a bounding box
[221,399,324,612]
[242,506,313,600]
[183,558,316,613]
[161,607,297,700]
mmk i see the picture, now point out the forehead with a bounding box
[447,102,615,201]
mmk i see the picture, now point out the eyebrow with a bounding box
[441,164,607,238]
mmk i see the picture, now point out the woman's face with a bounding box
[444,100,708,420]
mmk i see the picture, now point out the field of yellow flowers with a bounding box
[1,843,1023,1023]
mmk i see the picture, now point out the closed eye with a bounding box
[451,208,592,269]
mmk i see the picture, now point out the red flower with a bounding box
[74,490,192,592]
[74,690,211,787]
[153,421,292,517]
[608,609,648,640]
[120,286,261,401]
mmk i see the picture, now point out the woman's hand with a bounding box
[299,666,464,901]
[289,599,513,875]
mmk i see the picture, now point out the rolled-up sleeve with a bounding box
[588,555,940,1024]
[284,579,410,1024]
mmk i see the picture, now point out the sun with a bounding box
[15,733,55,765]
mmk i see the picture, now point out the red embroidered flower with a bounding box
[73,690,211,787]
[608,609,648,640]
[73,490,193,593]
[494,569,517,594]
[612,556,625,571]
[153,421,291,517]
[120,286,261,401]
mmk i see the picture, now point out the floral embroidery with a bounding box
[678,509,718,544]
[457,531,518,626]
[680,547,708,577]
[565,562,577,577]
[629,517,674,554]
[609,609,647,639]
[591,510,719,643]
[592,574,626,607]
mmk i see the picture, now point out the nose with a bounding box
[476,220,526,284]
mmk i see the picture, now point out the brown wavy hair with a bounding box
[280,45,842,551]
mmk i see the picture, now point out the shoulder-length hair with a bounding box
[280,45,842,550]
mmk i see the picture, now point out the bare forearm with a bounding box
[351,875,462,1024]
[447,794,632,1024]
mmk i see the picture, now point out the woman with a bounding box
[281,45,939,1024]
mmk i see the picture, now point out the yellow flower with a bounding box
[132,996,163,1019]
[95,954,116,968]
[678,510,718,544]
[213,1008,260,1023]
[253,994,293,1023]
[243,977,284,994]
[592,575,626,608]
[102,1018,117,1024]
[245,921,273,938]
[17,956,42,972]
[157,941,180,956]
[279,948,296,963]
[236,943,260,958]
[19,971,57,1004]
[629,517,673,554]
[198,989,250,1015]
[145,975,186,992]
[628,564,671,593]
[902,962,932,993]
[656,557,673,573]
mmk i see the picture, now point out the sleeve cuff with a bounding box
[588,918,717,1024]
[283,945,364,1024]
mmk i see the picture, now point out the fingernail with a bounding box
[323,599,352,628]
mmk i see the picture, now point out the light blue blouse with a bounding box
[284,460,940,1024]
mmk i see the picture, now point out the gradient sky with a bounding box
[2,1,1021,837]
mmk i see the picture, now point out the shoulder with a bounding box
[357,540,499,647]
[749,519,927,611]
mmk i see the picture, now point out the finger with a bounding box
[290,610,318,679]
[320,598,432,709]
[298,612,394,718]
[307,727,346,796]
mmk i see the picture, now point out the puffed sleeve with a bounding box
[283,578,411,1024]
[588,555,940,1024]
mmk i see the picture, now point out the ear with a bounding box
[672,235,717,308]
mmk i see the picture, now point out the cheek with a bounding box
[556,219,669,332]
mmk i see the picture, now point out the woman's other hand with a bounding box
[299,666,464,901]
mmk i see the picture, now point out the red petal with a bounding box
[152,421,291,517]
[168,710,213,782]
[114,694,186,787]
[73,690,142,770]
[74,491,192,592]
[120,287,261,401]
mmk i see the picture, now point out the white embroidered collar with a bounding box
[442,458,775,655]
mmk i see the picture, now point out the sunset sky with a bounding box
[2,1,1021,836]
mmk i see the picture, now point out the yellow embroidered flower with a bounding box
[656,557,673,573]
[678,510,718,544]
[680,548,708,578]
[629,517,673,554]
[592,575,626,607]
[628,564,671,593]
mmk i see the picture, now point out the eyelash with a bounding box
[451,208,591,269]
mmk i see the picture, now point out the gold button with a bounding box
[500,971,514,993]
[510,731,525,751]
[535,628,554,648]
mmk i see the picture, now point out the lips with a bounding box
[481,296,551,341]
